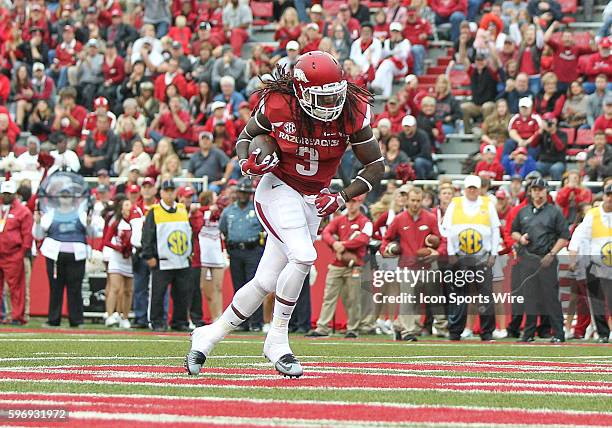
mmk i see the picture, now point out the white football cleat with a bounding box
[119,318,131,329]
[460,328,473,339]
[492,329,508,339]
[376,318,392,335]
[265,352,303,378]
[105,312,120,327]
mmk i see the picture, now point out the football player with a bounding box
[185,51,384,377]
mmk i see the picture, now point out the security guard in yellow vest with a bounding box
[142,179,193,332]
[442,175,500,341]
[569,184,612,343]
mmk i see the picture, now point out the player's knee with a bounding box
[252,271,277,294]
[288,244,317,266]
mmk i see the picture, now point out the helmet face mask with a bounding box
[296,80,347,122]
[292,51,347,122]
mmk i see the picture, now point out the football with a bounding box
[416,247,433,258]
[425,234,441,249]
[249,134,280,164]
[337,251,359,267]
[384,242,401,257]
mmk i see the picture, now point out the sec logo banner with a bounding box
[458,228,483,255]
[601,242,612,267]
[168,230,189,256]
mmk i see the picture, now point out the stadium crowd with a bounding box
[0,0,610,342]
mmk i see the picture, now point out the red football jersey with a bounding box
[259,92,371,195]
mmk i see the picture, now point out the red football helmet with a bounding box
[292,51,347,122]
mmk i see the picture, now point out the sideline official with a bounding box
[442,175,500,341]
[219,178,265,332]
[142,179,192,332]
[569,184,612,343]
[511,178,569,343]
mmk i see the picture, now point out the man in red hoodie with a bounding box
[380,187,446,341]
[430,0,467,42]
[373,96,406,134]
[584,37,612,93]
[402,7,432,76]
[0,181,33,325]
[475,144,505,180]
[51,25,82,89]
[305,195,372,339]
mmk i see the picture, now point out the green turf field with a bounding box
[0,320,611,427]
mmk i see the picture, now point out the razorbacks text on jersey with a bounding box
[258,92,371,195]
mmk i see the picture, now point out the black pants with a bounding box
[46,253,85,326]
[521,257,564,340]
[289,273,312,332]
[149,267,190,329]
[448,262,495,338]
[189,267,204,325]
[228,247,264,329]
[586,269,612,338]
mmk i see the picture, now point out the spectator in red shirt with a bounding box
[51,25,82,89]
[307,194,372,338]
[398,75,427,116]
[21,4,51,46]
[191,21,224,56]
[504,96,542,158]
[336,4,361,41]
[555,170,593,221]
[373,96,405,134]
[301,23,322,53]
[101,42,125,107]
[273,7,302,57]
[517,23,544,95]
[593,94,612,143]
[167,15,192,53]
[51,87,87,148]
[544,22,596,92]
[476,144,505,180]
[150,96,193,150]
[0,112,20,148]
[534,72,565,120]
[403,8,432,77]
[430,0,467,42]
[154,58,188,103]
[584,37,612,91]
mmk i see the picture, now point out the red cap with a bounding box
[178,186,195,198]
[126,184,141,194]
[495,189,507,199]
[238,101,250,110]
[94,97,109,108]
[31,4,42,11]
[513,147,528,156]
[111,8,122,16]
[63,24,74,33]
[542,112,556,121]
[142,177,156,187]
[600,37,612,49]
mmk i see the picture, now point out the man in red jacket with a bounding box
[380,187,446,341]
[51,25,82,89]
[593,94,612,143]
[305,195,372,338]
[154,58,188,103]
[475,144,505,180]
[402,7,432,76]
[584,37,612,88]
[0,181,33,325]
[373,96,406,134]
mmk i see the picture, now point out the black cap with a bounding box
[530,177,548,189]
[199,21,211,31]
[161,179,176,190]
[510,174,523,182]
[475,52,487,60]
[604,184,612,194]
[236,178,255,193]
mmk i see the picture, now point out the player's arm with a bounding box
[235,112,278,176]
[315,125,384,217]
[344,125,385,200]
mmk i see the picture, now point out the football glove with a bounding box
[315,188,346,217]
[239,148,279,177]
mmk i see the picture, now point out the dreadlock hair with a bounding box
[255,64,373,137]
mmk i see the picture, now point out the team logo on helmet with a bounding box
[283,122,296,134]
[293,68,309,83]
[601,242,612,267]
[168,230,189,256]
[458,228,483,255]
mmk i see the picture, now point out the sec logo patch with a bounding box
[167,230,189,256]
[458,228,483,255]
[283,122,296,134]
[601,242,612,267]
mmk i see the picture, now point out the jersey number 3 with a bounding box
[296,147,319,176]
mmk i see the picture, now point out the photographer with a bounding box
[511,178,570,343]
[535,113,567,181]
